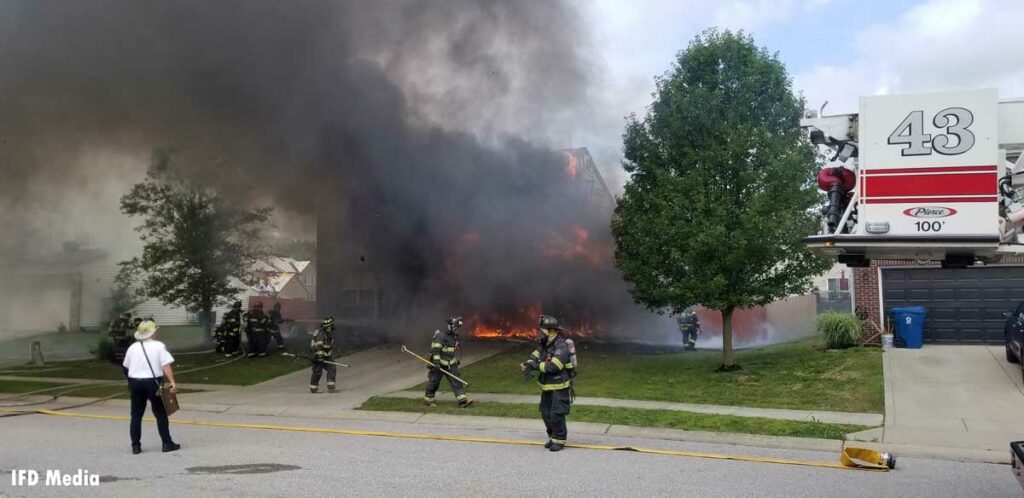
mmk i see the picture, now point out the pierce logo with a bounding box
[903,206,957,218]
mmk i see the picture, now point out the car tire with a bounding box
[1008,341,1020,364]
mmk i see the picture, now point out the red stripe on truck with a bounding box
[862,171,997,198]
[860,196,998,204]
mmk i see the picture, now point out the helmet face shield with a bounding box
[447,316,464,330]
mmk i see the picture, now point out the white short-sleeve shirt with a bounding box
[123,340,175,379]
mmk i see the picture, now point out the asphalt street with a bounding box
[0,407,1018,498]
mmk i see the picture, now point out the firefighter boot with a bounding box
[309,385,319,394]
[458,397,474,408]
[544,440,552,449]
[424,397,437,407]
[327,383,337,393]
[549,442,565,452]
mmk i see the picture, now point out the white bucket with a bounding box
[881,334,894,349]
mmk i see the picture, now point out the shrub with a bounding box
[816,311,861,349]
[92,337,114,361]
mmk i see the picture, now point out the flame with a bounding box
[542,224,612,267]
[565,151,579,178]
[468,305,600,340]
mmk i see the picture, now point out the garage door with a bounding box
[882,266,1024,344]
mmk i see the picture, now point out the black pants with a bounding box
[540,388,571,444]
[681,328,699,348]
[249,331,270,355]
[271,327,284,347]
[424,365,467,401]
[129,378,174,446]
[224,334,240,354]
[310,361,337,389]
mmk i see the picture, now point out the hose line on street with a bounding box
[5,408,891,472]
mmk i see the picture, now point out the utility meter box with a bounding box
[858,89,1000,238]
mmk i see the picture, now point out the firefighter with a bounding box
[521,315,576,452]
[217,301,243,357]
[676,306,700,351]
[309,316,338,393]
[108,312,133,363]
[243,301,272,357]
[423,316,473,407]
[268,302,287,350]
[132,317,144,331]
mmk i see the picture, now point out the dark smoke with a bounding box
[0,1,669,340]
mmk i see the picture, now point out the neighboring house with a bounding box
[251,256,316,301]
[851,256,1024,344]
[812,264,852,313]
[1,247,314,333]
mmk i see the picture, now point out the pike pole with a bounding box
[281,352,350,368]
[400,345,470,386]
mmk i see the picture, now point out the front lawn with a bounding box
[0,350,309,386]
[427,339,883,413]
[360,397,871,440]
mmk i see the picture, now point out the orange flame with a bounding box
[468,305,600,340]
[542,224,612,267]
[565,152,579,178]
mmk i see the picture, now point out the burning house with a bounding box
[315,147,652,342]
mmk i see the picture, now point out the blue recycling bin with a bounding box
[891,306,927,349]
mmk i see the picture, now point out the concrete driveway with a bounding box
[882,345,1024,453]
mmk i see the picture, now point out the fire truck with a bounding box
[802,88,1024,267]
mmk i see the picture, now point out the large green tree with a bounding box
[613,30,829,369]
[120,150,271,341]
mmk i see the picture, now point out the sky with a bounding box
[578,0,1024,190]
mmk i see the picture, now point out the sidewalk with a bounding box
[848,345,1024,457]
[380,390,883,426]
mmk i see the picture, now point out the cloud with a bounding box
[794,0,1024,114]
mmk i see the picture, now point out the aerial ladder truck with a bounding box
[802,88,1024,267]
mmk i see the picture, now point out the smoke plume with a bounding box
[0,0,669,340]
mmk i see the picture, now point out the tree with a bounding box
[612,29,830,370]
[107,264,146,325]
[120,149,271,341]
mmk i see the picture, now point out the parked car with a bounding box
[1004,303,1024,377]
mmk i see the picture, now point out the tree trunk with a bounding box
[202,305,214,343]
[722,306,736,369]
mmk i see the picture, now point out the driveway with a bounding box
[883,345,1024,452]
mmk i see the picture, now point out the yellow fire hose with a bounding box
[3,408,891,472]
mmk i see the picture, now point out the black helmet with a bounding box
[254,301,264,309]
[232,301,242,309]
[321,316,335,328]
[122,312,132,318]
[538,314,563,331]
[447,316,464,330]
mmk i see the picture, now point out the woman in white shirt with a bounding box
[122,320,180,455]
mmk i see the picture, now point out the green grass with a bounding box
[360,397,872,440]
[0,379,66,394]
[424,339,883,413]
[0,379,199,399]
[0,326,209,366]
[0,349,309,386]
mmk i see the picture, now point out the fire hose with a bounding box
[400,345,470,386]
[0,407,895,471]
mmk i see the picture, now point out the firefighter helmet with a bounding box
[446,316,464,330]
[232,301,242,309]
[321,316,335,329]
[254,301,264,309]
[538,315,563,331]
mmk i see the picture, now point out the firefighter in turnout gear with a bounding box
[216,301,244,357]
[268,302,287,350]
[423,316,473,407]
[676,307,700,351]
[244,301,272,357]
[108,312,133,363]
[309,316,337,393]
[521,315,577,452]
